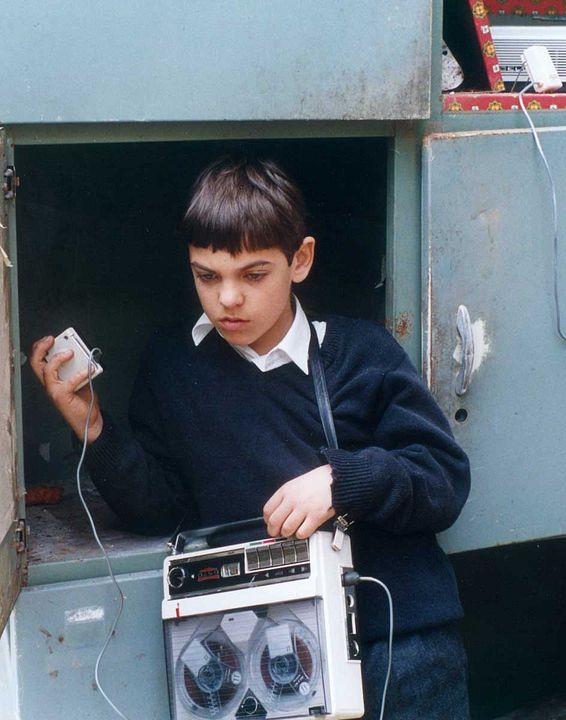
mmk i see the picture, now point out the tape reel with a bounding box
[176,627,246,719]
[249,617,320,711]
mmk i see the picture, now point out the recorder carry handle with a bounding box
[170,516,265,554]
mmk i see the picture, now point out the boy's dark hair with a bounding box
[180,156,307,264]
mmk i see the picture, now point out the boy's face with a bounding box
[189,238,314,355]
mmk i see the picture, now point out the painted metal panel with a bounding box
[0,1,431,123]
[0,132,23,637]
[386,128,423,362]
[423,127,566,553]
[9,570,169,719]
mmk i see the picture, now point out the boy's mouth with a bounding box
[218,317,249,332]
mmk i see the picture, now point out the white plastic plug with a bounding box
[521,45,563,93]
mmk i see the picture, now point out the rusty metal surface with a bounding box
[0,1,432,123]
[423,128,566,553]
[393,311,414,340]
[26,491,165,566]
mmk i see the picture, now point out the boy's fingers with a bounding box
[295,509,334,540]
[265,497,292,534]
[280,509,304,538]
[266,510,287,537]
[29,336,55,384]
[30,335,54,358]
[263,489,284,520]
[67,367,90,389]
[42,350,73,385]
[295,516,318,540]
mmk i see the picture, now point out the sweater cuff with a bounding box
[323,446,399,518]
[323,447,375,516]
[84,412,124,477]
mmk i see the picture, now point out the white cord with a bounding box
[76,350,132,720]
[358,576,394,720]
[518,83,566,342]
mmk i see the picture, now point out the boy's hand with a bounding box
[29,335,104,444]
[263,465,335,540]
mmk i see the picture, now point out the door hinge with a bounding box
[3,165,19,200]
[15,519,27,553]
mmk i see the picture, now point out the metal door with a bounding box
[0,132,23,634]
[0,1,432,123]
[423,127,566,554]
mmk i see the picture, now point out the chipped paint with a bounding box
[64,606,104,624]
[471,319,491,372]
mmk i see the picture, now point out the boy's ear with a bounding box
[291,237,315,283]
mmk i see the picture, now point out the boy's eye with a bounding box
[245,272,267,282]
[196,273,217,282]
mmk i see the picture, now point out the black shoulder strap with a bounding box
[308,322,338,450]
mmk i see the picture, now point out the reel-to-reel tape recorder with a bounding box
[162,531,364,720]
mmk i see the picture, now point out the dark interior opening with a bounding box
[15,137,388,556]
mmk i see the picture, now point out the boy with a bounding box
[30,156,471,719]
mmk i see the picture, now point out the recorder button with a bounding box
[270,545,284,566]
[294,540,309,562]
[257,547,272,568]
[282,542,297,564]
[221,562,241,578]
[246,550,259,571]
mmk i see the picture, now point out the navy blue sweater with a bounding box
[85,316,470,641]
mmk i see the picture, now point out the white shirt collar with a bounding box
[191,297,326,375]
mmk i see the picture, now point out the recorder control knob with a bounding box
[168,565,186,590]
[241,696,259,715]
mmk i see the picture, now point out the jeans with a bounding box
[361,624,471,720]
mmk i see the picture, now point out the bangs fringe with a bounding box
[180,157,306,263]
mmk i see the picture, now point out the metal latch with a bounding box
[3,166,19,200]
[15,519,27,553]
[331,514,354,551]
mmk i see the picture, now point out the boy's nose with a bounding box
[218,284,244,308]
